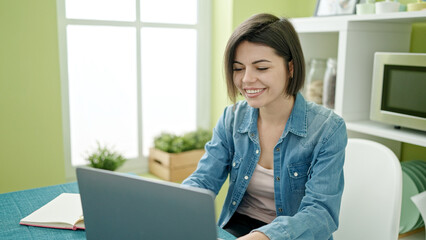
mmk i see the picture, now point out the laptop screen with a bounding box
[76,167,217,240]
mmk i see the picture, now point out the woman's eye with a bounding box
[258,67,269,71]
[233,68,243,72]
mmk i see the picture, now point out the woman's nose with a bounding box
[242,69,256,83]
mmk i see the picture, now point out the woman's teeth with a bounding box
[246,89,263,94]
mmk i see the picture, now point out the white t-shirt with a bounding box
[236,163,276,223]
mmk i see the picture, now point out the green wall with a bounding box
[0,0,424,194]
[232,0,317,28]
[0,0,66,193]
[210,0,234,128]
[401,143,426,162]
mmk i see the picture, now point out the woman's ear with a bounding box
[288,60,294,78]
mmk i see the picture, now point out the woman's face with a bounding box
[233,41,293,109]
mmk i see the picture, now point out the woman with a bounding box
[182,13,347,240]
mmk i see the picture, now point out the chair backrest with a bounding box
[333,138,402,240]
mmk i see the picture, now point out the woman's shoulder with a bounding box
[307,102,344,123]
[223,100,250,116]
[305,101,346,136]
[302,102,347,148]
[220,100,253,128]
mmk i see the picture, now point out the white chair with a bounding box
[333,138,402,240]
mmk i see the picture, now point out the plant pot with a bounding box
[148,148,205,182]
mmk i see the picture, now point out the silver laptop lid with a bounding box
[76,167,217,240]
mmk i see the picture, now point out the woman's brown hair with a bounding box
[224,13,305,103]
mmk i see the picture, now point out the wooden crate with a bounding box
[148,148,204,182]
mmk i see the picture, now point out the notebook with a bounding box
[76,167,218,240]
[20,193,85,230]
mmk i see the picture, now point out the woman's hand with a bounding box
[237,231,270,240]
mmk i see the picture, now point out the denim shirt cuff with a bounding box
[252,222,292,240]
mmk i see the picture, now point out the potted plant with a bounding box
[149,129,212,182]
[85,142,127,171]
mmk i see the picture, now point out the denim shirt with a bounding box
[182,93,348,240]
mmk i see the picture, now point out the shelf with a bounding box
[291,11,426,33]
[346,120,426,147]
[292,11,426,147]
[350,10,426,23]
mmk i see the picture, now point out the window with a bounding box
[56,0,211,179]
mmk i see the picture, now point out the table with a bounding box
[0,182,236,240]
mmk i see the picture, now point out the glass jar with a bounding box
[305,58,326,105]
[323,58,337,109]
[302,58,312,96]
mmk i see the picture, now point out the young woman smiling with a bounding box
[183,13,347,240]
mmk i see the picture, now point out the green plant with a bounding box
[154,129,212,153]
[86,142,126,171]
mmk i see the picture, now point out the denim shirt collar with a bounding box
[237,92,307,138]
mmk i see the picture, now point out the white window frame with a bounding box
[56,0,211,181]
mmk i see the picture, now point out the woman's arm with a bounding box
[238,231,270,240]
[182,106,234,195]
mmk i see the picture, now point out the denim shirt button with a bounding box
[232,201,237,206]
[244,176,249,180]
[276,147,280,152]
[232,162,236,167]
[294,172,299,177]
[278,208,283,212]
[276,176,280,181]
[255,150,259,154]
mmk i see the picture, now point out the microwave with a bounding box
[370,52,426,132]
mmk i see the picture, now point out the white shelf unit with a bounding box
[291,11,426,147]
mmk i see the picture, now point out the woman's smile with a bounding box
[244,88,266,98]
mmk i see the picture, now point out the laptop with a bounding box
[76,167,218,240]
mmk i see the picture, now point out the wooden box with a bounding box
[148,148,205,182]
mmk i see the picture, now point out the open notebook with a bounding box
[20,193,85,230]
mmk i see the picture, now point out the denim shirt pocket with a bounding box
[230,154,242,182]
[288,162,311,193]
